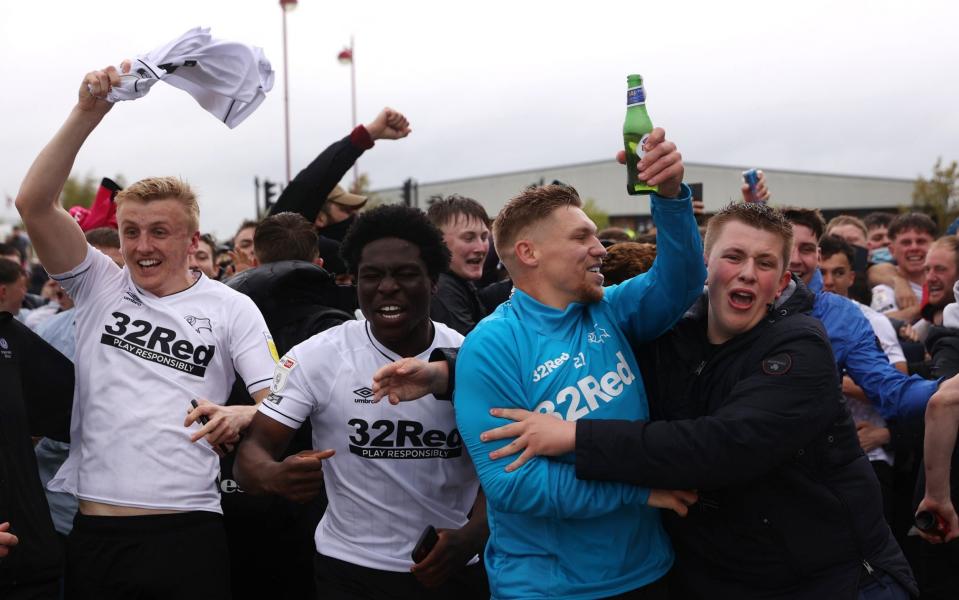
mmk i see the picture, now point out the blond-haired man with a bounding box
[15,63,276,599]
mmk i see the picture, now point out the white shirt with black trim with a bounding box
[260,319,479,572]
[48,245,276,513]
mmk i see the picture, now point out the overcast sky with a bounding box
[2,0,957,238]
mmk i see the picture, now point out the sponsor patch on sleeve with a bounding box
[265,333,279,363]
[271,355,298,393]
[761,353,792,375]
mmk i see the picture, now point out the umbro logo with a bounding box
[354,387,376,404]
[123,290,143,307]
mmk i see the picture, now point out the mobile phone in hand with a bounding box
[191,399,230,455]
[411,525,439,563]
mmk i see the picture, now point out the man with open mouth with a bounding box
[236,205,489,599]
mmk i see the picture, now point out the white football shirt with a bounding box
[259,319,479,572]
[49,246,276,513]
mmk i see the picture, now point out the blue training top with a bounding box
[807,269,937,421]
[455,187,706,599]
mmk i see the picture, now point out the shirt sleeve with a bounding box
[227,294,278,394]
[257,347,319,429]
[826,295,934,421]
[49,244,122,306]
[603,185,706,344]
[575,324,841,490]
[455,325,650,519]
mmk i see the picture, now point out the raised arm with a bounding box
[15,65,128,274]
[269,107,411,222]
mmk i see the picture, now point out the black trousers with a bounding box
[65,511,230,600]
[604,575,668,599]
[313,552,490,600]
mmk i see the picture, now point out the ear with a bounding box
[514,239,537,268]
[189,230,200,253]
[313,257,325,268]
[251,256,259,267]
[776,270,791,297]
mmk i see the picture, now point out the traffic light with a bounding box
[263,179,277,208]
[402,178,413,207]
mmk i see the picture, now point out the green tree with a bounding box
[350,172,383,209]
[582,197,609,230]
[912,158,959,229]
[61,173,98,209]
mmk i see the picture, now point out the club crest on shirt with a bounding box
[184,315,213,334]
[587,324,611,344]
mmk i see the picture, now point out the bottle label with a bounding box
[627,86,646,106]
[627,133,651,159]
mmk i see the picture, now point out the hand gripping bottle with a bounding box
[624,74,657,195]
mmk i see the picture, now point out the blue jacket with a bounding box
[455,187,705,599]
[808,269,936,420]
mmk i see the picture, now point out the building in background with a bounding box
[375,160,913,232]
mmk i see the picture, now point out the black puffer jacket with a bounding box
[575,279,917,598]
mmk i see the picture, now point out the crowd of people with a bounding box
[1,61,958,600]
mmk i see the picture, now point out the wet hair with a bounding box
[601,242,657,285]
[825,215,867,242]
[863,212,895,231]
[819,234,855,268]
[427,194,491,230]
[704,202,794,269]
[340,204,450,282]
[492,184,582,257]
[888,212,938,240]
[780,206,826,242]
[115,177,200,232]
[85,227,120,249]
[254,212,318,263]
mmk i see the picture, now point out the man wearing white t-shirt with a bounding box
[236,205,489,599]
[14,64,276,599]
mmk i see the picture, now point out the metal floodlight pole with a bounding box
[350,35,358,188]
[280,0,298,183]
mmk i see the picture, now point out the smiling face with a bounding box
[527,206,607,308]
[924,246,958,305]
[891,228,933,281]
[357,237,434,356]
[189,238,217,279]
[788,224,821,286]
[117,198,199,297]
[820,252,856,297]
[441,215,490,281]
[706,220,791,345]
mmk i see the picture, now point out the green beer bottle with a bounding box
[623,74,657,195]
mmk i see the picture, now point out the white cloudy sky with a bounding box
[1,0,957,238]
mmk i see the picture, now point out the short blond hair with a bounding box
[115,177,200,233]
[492,185,582,259]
